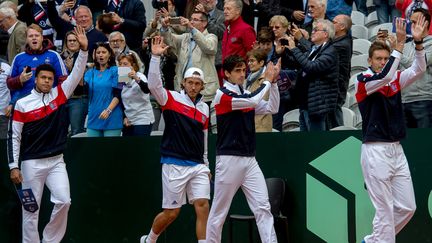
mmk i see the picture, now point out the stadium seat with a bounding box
[351,11,365,25]
[282,109,300,132]
[352,25,368,40]
[351,54,369,76]
[342,107,357,127]
[353,39,371,56]
[365,11,378,29]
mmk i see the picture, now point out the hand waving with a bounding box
[74,26,88,51]
[151,36,169,56]
[264,58,281,83]
[412,14,428,42]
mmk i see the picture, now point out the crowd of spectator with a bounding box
[0,0,431,139]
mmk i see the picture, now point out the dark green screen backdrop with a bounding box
[1,129,432,243]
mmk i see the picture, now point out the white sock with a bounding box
[147,229,159,243]
[198,240,206,243]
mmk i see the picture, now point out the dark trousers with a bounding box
[122,124,153,136]
[403,100,432,128]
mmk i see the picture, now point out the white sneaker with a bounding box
[140,235,148,243]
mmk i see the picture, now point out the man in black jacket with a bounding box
[105,0,146,51]
[328,14,352,128]
[287,19,339,131]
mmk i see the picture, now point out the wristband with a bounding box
[414,39,424,45]
[106,108,112,114]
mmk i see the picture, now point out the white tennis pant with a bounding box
[21,154,71,243]
[361,142,416,243]
[206,155,277,243]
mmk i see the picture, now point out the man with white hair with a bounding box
[0,7,26,64]
[108,31,144,72]
[302,0,328,36]
[287,19,339,131]
[140,36,211,243]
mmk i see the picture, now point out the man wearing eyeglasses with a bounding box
[108,31,144,72]
[286,19,339,131]
[160,11,219,105]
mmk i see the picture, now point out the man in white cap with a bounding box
[140,36,210,243]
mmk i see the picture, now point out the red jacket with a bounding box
[395,0,432,34]
[221,16,256,62]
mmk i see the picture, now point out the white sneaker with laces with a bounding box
[140,235,148,243]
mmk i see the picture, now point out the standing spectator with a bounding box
[47,3,107,58]
[54,0,89,26]
[105,0,146,51]
[396,0,432,34]
[255,27,273,61]
[287,19,339,131]
[221,0,256,82]
[0,7,26,65]
[118,53,154,136]
[196,0,225,77]
[375,0,401,24]
[354,0,368,16]
[61,30,88,136]
[108,31,144,72]
[400,8,432,128]
[7,24,68,106]
[269,16,299,131]
[87,0,108,23]
[302,0,328,36]
[246,49,273,132]
[140,37,210,243]
[161,11,219,104]
[206,55,280,243]
[328,14,352,128]
[84,42,123,137]
[8,26,88,243]
[356,17,427,243]
[18,0,55,41]
[0,59,11,139]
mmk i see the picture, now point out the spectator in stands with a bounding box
[18,0,55,41]
[108,31,144,72]
[0,59,11,139]
[0,1,19,16]
[255,0,295,30]
[269,16,299,131]
[356,17,427,243]
[196,0,225,78]
[47,3,107,59]
[84,42,123,137]
[400,8,432,128]
[328,14,353,128]
[61,30,88,136]
[55,0,89,26]
[0,7,26,64]
[246,49,273,132]
[7,24,68,106]
[326,0,352,20]
[96,12,116,36]
[255,27,273,55]
[118,53,155,136]
[105,0,146,51]
[221,0,256,82]
[287,19,339,131]
[396,0,432,34]
[302,0,328,36]
[375,0,401,24]
[161,11,219,105]
[87,0,107,23]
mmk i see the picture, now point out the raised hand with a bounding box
[264,58,281,83]
[74,26,88,51]
[412,14,428,42]
[395,17,407,45]
[151,36,169,56]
